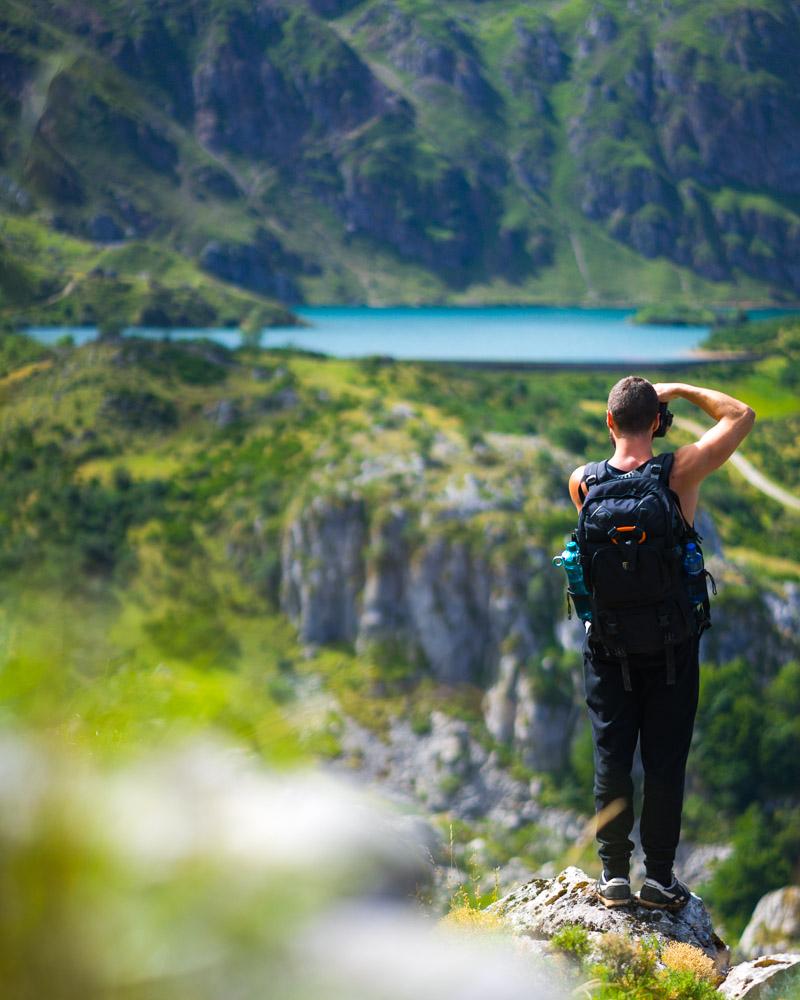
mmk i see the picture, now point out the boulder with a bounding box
[739,887,800,960]
[719,954,800,999]
[488,866,730,971]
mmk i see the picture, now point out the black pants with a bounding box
[582,632,700,877]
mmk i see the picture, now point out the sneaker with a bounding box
[638,875,692,911]
[596,872,632,908]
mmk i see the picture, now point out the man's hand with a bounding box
[651,383,684,402]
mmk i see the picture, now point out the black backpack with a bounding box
[575,452,711,690]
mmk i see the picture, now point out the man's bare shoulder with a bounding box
[568,464,587,512]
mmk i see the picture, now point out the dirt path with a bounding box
[674,415,800,513]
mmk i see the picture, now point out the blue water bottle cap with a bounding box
[685,541,696,552]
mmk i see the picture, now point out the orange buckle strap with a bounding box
[609,525,647,544]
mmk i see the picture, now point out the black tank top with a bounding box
[577,454,675,505]
[605,456,661,479]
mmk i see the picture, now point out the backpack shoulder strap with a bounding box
[647,452,674,485]
[577,460,610,501]
[650,451,696,535]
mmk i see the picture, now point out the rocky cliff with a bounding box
[280,485,576,770]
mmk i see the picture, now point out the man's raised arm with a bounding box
[652,382,756,485]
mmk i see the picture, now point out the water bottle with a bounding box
[553,540,593,623]
[682,541,706,608]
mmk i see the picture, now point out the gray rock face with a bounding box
[655,14,800,198]
[695,506,723,558]
[281,489,574,765]
[704,584,799,671]
[283,496,549,685]
[193,5,389,161]
[204,398,240,428]
[405,536,493,685]
[280,494,367,644]
[356,1,500,113]
[510,18,568,86]
[326,710,583,849]
[513,674,580,773]
[199,227,305,304]
[356,506,415,661]
[488,866,730,970]
[719,954,800,999]
[764,584,800,649]
[739,887,800,960]
[88,213,124,242]
[485,656,580,773]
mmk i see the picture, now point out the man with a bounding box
[568,377,755,909]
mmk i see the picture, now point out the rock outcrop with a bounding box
[489,868,800,997]
[739,887,800,960]
[566,1,800,292]
[488,866,730,970]
[719,954,800,999]
[199,228,306,304]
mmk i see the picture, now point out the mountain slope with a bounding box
[0,0,799,306]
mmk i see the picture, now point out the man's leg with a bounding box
[638,635,700,885]
[583,638,641,877]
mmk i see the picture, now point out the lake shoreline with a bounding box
[412,350,760,373]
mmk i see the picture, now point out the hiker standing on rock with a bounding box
[566,377,755,910]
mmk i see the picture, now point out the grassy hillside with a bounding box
[0,212,297,330]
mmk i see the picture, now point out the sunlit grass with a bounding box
[76,452,185,483]
[726,547,800,583]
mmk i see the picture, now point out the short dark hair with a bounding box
[607,376,659,435]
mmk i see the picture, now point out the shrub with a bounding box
[551,923,591,961]
[661,942,719,984]
[658,969,720,1000]
[595,932,658,985]
[587,934,721,1000]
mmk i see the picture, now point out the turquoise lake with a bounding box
[269,306,708,362]
[27,306,790,362]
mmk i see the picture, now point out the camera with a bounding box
[654,401,674,438]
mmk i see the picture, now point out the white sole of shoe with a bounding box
[636,895,687,912]
[596,890,632,908]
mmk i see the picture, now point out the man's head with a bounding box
[607,376,659,438]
